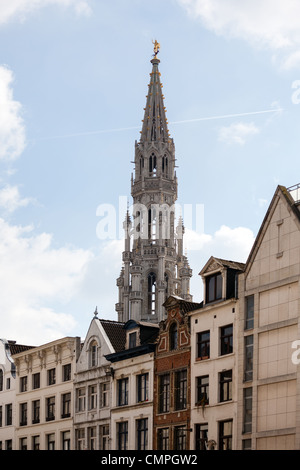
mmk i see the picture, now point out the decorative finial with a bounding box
[152,39,160,58]
[94,306,98,317]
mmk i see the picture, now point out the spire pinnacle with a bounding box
[140,42,170,143]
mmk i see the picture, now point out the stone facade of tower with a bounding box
[116,51,192,324]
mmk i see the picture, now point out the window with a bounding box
[149,152,157,176]
[136,418,148,450]
[89,341,98,367]
[47,368,56,386]
[242,439,252,450]
[77,388,86,412]
[148,272,156,315]
[62,431,71,450]
[169,322,178,350]
[62,393,71,418]
[20,376,27,392]
[32,435,40,450]
[5,440,12,450]
[47,433,55,451]
[63,364,71,382]
[88,385,97,410]
[118,378,128,406]
[100,382,110,408]
[243,388,252,433]
[206,272,222,303]
[157,428,169,450]
[0,406,2,427]
[245,295,254,330]
[197,331,210,360]
[6,378,10,390]
[220,324,233,355]
[129,332,137,349]
[5,404,12,426]
[175,369,187,410]
[0,369,3,391]
[244,335,253,381]
[174,426,187,450]
[117,421,128,450]
[32,400,40,424]
[100,425,109,450]
[76,429,85,450]
[196,375,209,405]
[19,437,27,450]
[137,373,149,402]
[88,427,96,450]
[159,374,170,413]
[32,373,40,390]
[219,370,232,402]
[195,423,208,450]
[20,403,27,426]
[162,154,168,177]
[46,396,55,421]
[219,420,233,450]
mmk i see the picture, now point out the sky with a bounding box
[0,0,300,345]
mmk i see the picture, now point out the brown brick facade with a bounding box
[153,297,195,450]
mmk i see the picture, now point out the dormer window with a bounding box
[206,272,222,303]
[129,332,137,349]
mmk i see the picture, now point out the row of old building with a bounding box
[1,183,300,451]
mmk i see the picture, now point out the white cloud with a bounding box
[0,218,94,344]
[218,122,260,145]
[0,66,26,160]
[178,0,300,69]
[0,0,92,25]
[0,185,34,212]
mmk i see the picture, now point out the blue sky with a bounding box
[0,0,300,344]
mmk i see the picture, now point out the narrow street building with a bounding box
[12,336,80,450]
[237,184,300,450]
[189,257,244,450]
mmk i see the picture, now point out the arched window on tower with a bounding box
[149,153,157,177]
[148,207,157,242]
[148,272,156,316]
[162,155,168,178]
[139,156,144,177]
[164,272,169,300]
[170,322,178,350]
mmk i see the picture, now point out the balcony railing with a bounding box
[287,183,300,203]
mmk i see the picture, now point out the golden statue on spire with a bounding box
[152,39,160,58]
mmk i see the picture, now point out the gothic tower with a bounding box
[116,43,192,323]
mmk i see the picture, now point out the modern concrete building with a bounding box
[237,184,300,450]
[105,320,159,450]
[189,257,244,450]
[12,336,80,450]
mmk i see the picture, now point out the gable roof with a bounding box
[98,319,126,353]
[7,340,35,355]
[199,256,245,277]
[163,295,203,313]
[245,184,300,276]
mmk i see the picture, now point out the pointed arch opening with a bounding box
[148,272,156,316]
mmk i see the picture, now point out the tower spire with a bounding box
[116,43,192,324]
[140,42,170,144]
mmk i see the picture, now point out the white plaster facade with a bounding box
[0,340,18,450]
[73,316,125,450]
[12,336,80,450]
